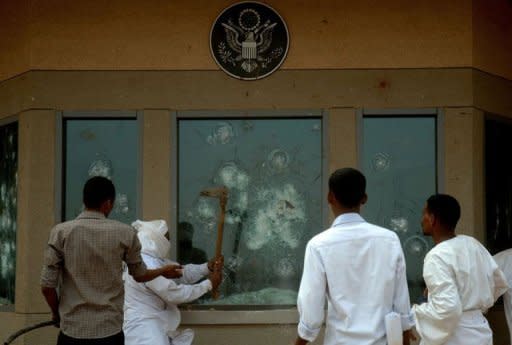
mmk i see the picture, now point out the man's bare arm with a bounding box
[133,264,183,282]
[41,286,60,325]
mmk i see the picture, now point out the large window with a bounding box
[63,117,139,223]
[177,116,323,306]
[0,121,18,306]
[486,116,512,254]
[361,115,437,303]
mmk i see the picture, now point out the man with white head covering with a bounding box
[413,194,509,345]
[123,219,223,345]
[493,249,512,344]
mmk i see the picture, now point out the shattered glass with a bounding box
[178,118,322,306]
[362,117,436,303]
[64,119,138,224]
[0,122,17,305]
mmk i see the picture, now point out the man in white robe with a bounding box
[295,168,415,345]
[493,248,512,344]
[123,220,222,345]
[413,194,509,345]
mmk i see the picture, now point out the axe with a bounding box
[199,186,228,299]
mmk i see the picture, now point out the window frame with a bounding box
[357,108,444,303]
[484,113,512,254]
[0,115,19,312]
[357,108,444,192]
[56,111,143,223]
[172,109,328,324]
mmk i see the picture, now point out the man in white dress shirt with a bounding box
[493,248,512,345]
[123,220,222,345]
[295,167,415,345]
[413,194,509,345]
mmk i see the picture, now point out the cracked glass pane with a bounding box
[0,121,17,305]
[178,118,322,306]
[362,116,436,303]
[64,118,138,224]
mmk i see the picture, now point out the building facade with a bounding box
[1,1,512,344]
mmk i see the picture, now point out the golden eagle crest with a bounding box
[211,2,289,80]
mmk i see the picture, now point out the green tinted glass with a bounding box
[362,116,437,303]
[0,121,17,305]
[64,118,139,224]
[178,118,322,306]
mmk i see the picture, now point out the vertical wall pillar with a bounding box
[16,110,57,313]
[141,110,171,223]
[443,107,485,241]
[327,108,358,223]
[328,108,358,173]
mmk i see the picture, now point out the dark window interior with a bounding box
[486,116,512,254]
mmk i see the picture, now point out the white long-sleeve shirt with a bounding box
[413,235,509,345]
[297,213,414,345]
[494,248,512,345]
[123,254,211,345]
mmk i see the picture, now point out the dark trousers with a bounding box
[57,331,124,345]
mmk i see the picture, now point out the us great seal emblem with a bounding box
[210,2,289,80]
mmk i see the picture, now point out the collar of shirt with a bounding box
[331,212,366,228]
[76,210,106,220]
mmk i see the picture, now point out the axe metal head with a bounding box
[199,186,228,199]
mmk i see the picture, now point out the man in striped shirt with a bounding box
[41,176,183,345]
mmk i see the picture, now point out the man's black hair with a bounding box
[83,176,116,209]
[426,194,461,230]
[328,168,366,208]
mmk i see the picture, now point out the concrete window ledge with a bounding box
[0,305,14,312]
[180,308,299,324]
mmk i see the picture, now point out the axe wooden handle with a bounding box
[215,193,227,259]
[200,186,228,299]
[212,193,227,299]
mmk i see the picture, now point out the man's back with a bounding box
[297,213,412,345]
[425,235,504,312]
[413,235,508,345]
[41,211,146,338]
[493,249,512,345]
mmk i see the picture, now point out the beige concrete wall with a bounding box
[473,0,512,83]
[0,69,511,344]
[0,69,474,118]
[327,108,358,223]
[15,110,57,313]
[141,110,172,223]
[328,108,358,173]
[0,312,60,345]
[473,69,512,118]
[0,0,30,82]
[2,110,58,345]
[0,0,479,82]
[443,107,485,241]
[187,324,324,345]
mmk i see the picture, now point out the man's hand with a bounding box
[403,329,417,345]
[41,286,60,328]
[52,312,60,328]
[134,264,183,282]
[161,264,183,279]
[208,255,224,272]
[208,267,223,290]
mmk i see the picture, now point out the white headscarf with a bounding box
[131,219,171,259]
